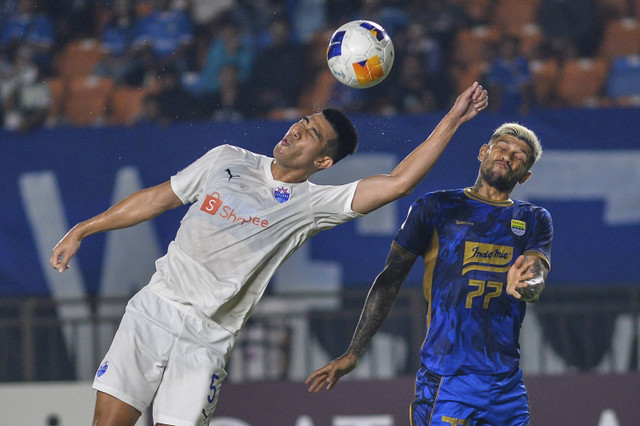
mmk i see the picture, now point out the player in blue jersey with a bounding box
[307,122,552,426]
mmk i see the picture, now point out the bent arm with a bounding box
[306,244,417,392]
[351,82,488,214]
[50,180,183,272]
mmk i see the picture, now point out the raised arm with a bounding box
[506,254,549,302]
[305,244,417,392]
[351,82,488,215]
[50,180,183,273]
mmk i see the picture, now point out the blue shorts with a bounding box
[410,366,530,426]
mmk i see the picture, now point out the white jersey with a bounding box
[146,144,362,333]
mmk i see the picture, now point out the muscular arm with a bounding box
[506,254,549,303]
[351,83,488,214]
[306,244,417,392]
[50,180,183,272]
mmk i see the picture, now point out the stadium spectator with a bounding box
[208,64,252,122]
[150,67,199,123]
[485,36,533,114]
[249,17,305,117]
[93,0,141,86]
[0,0,55,75]
[536,0,603,58]
[130,0,195,77]
[1,46,51,132]
[182,15,254,97]
[389,52,439,114]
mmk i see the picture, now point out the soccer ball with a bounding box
[327,20,394,89]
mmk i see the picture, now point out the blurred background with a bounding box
[1,0,640,424]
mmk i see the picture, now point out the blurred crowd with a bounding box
[1,0,640,132]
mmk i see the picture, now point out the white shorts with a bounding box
[93,287,235,425]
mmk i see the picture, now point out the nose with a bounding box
[290,124,301,140]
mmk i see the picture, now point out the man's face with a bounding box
[273,113,337,171]
[479,135,532,192]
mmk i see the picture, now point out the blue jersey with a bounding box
[394,188,552,375]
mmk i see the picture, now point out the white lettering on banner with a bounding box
[333,415,394,426]
[295,415,315,426]
[512,151,640,225]
[210,418,251,426]
[18,167,165,380]
[597,409,621,426]
[18,171,93,380]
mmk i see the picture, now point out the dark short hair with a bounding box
[322,108,358,164]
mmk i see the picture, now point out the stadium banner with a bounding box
[1,374,638,425]
[1,107,639,299]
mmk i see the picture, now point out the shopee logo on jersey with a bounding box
[200,192,269,228]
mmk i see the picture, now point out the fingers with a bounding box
[471,82,488,110]
[306,373,334,393]
[50,248,71,273]
[306,365,341,393]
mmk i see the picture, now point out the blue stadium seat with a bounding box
[605,55,640,99]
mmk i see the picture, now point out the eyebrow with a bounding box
[303,116,321,140]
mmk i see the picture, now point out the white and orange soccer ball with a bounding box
[326,20,395,89]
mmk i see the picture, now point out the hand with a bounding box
[50,230,81,273]
[305,352,359,393]
[506,255,534,300]
[449,82,489,124]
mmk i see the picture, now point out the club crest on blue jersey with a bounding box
[511,219,526,236]
[273,186,290,203]
[97,360,109,377]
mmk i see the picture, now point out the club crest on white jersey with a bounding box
[273,186,290,203]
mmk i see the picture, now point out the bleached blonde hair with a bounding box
[489,123,542,166]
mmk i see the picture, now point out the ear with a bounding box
[519,170,532,184]
[478,144,489,162]
[315,155,334,170]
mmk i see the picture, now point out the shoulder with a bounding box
[413,188,462,207]
[514,200,552,220]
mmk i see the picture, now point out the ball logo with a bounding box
[97,360,109,378]
[273,186,290,203]
[353,55,384,85]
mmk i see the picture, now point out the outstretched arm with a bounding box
[506,254,549,302]
[50,180,182,273]
[351,82,488,214]
[305,244,417,392]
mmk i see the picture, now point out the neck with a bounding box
[470,177,512,201]
[271,161,311,183]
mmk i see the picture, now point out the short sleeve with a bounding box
[524,207,553,269]
[310,180,363,230]
[170,145,226,204]
[394,195,437,258]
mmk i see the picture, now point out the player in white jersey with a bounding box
[50,83,488,426]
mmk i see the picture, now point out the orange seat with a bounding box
[513,24,544,58]
[64,76,114,126]
[55,39,104,81]
[597,18,640,61]
[451,26,500,66]
[556,58,609,107]
[530,59,560,107]
[492,0,540,34]
[110,86,149,125]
